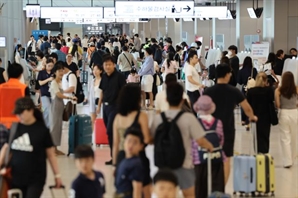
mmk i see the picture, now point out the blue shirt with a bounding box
[55,50,66,62]
[138,56,155,76]
[115,156,143,198]
[37,70,52,97]
[40,42,51,52]
[71,170,105,198]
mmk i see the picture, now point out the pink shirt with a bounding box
[127,74,139,83]
[162,60,177,74]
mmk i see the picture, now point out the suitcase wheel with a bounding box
[233,192,237,195]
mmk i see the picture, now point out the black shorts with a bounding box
[194,162,225,198]
[222,134,235,157]
[116,150,152,186]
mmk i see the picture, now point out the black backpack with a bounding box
[66,72,85,104]
[154,111,185,169]
[154,48,163,65]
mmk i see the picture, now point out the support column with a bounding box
[263,0,275,52]
[212,18,216,49]
[194,18,198,35]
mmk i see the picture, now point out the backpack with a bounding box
[66,72,85,104]
[154,111,185,169]
[197,119,223,164]
[154,48,163,65]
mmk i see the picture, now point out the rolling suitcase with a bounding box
[207,153,231,198]
[68,114,92,156]
[233,123,258,196]
[94,118,109,146]
[80,61,88,84]
[49,185,67,198]
[256,154,275,195]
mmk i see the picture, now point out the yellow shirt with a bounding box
[68,46,83,55]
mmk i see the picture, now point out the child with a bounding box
[201,69,215,88]
[153,169,178,198]
[192,95,225,198]
[115,128,144,198]
[126,68,140,83]
[70,145,105,198]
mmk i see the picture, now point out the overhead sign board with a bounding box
[115,1,194,18]
[41,7,103,20]
[104,7,115,19]
[194,6,227,18]
[26,4,41,18]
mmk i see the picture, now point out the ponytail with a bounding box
[33,108,45,126]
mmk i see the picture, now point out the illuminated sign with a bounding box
[194,6,227,18]
[26,4,41,18]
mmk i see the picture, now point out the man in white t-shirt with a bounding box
[155,73,190,114]
[62,64,77,105]
[185,50,204,113]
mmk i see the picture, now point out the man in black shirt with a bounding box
[228,45,240,82]
[97,55,126,165]
[66,53,79,77]
[204,64,257,185]
[37,59,54,128]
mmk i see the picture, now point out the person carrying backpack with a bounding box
[150,82,213,198]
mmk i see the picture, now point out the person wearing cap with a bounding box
[87,42,96,62]
[227,45,240,80]
[192,95,225,198]
[204,63,257,184]
[138,48,155,110]
[0,97,63,198]
[150,82,213,198]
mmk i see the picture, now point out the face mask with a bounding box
[228,51,233,56]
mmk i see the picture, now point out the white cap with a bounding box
[190,42,198,48]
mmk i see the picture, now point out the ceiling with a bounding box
[24,0,114,8]
[23,0,238,8]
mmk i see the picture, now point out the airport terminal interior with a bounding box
[0,0,298,197]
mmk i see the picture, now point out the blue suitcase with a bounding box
[233,155,256,194]
[68,114,92,156]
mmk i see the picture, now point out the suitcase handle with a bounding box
[49,185,65,189]
[250,167,253,183]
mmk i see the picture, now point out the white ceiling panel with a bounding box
[24,0,114,8]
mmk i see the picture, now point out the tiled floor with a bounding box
[41,106,298,198]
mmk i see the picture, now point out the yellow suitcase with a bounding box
[255,154,275,195]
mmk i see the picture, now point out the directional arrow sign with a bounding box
[183,6,191,12]
[115,1,194,18]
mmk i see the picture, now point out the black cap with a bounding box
[13,97,35,115]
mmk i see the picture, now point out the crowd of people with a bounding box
[0,32,297,198]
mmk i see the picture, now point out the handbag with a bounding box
[0,123,18,198]
[245,67,256,91]
[62,101,73,121]
[269,102,278,126]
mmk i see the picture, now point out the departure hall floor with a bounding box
[41,105,298,198]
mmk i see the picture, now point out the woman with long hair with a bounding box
[49,62,76,155]
[275,71,298,168]
[238,56,258,128]
[0,97,62,198]
[88,64,104,131]
[247,72,274,153]
[264,52,279,87]
[112,84,152,198]
[70,44,80,65]
[161,51,177,81]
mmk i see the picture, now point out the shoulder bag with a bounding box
[245,67,256,91]
[123,53,134,67]
[0,123,18,198]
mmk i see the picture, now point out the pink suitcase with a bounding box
[94,118,109,146]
